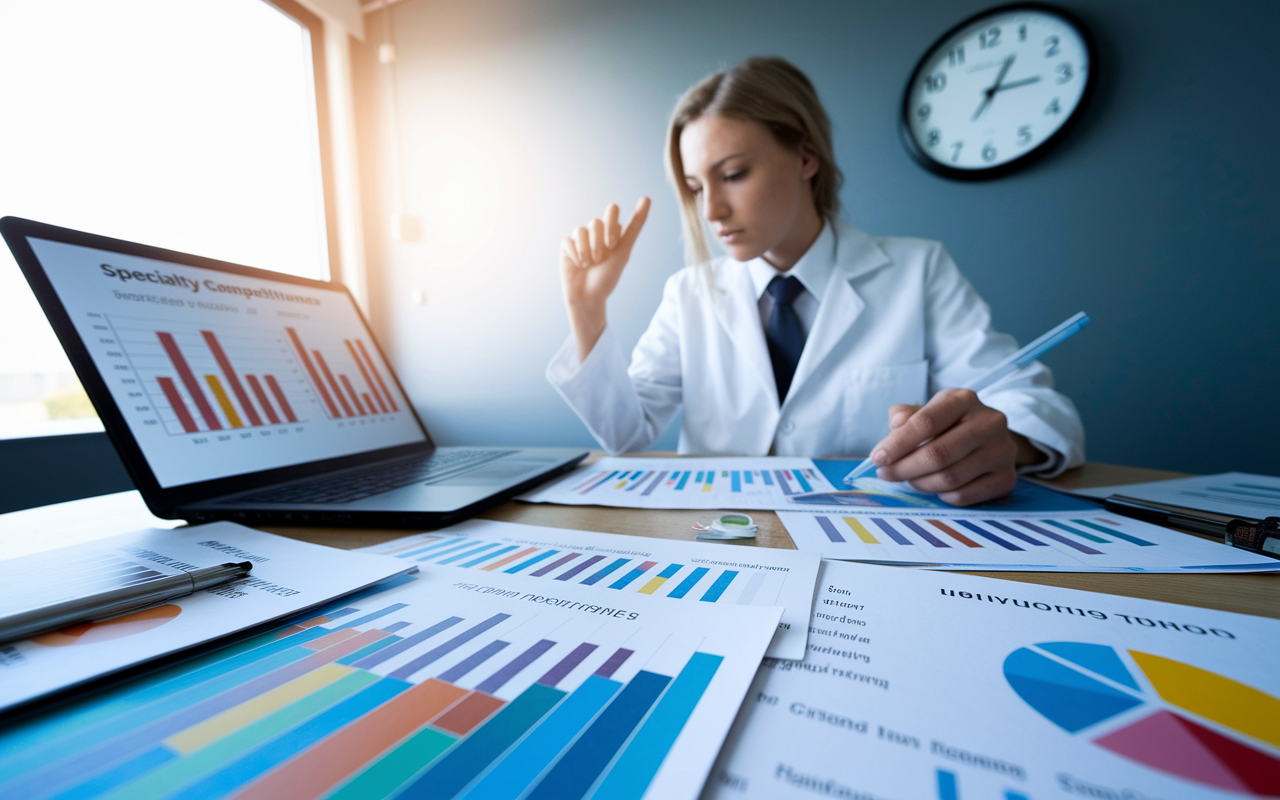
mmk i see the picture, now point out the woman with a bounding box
[548,57,1084,506]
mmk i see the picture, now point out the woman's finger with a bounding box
[590,218,606,263]
[871,389,978,471]
[618,196,651,254]
[887,404,921,430]
[904,439,1004,495]
[604,204,621,249]
[937,466,1017,507]
[561,236,580,267]
[575,226,592,266]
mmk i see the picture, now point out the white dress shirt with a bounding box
[547,218,1082,476]
[746,221,837,338]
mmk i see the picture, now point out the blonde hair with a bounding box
[665,56,843,268]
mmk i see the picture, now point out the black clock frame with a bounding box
[899,2,1098,181]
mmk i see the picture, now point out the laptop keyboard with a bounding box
[233,449,518,505]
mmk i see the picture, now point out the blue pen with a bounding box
[842,311,1091,486]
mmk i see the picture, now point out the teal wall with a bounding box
[354,0,1279,474]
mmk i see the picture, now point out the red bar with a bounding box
[362,393,377,415]
[286,327,340,418]
[313,351,354,416]
[263,375,298,423]
[355,339,398,412]
[346,339,388,413]
[201,331,262,426]
[339,375,366,415]
[244,375,281,425]
[156,376,198,433]
[431,691,504,735]
[156,332,222,430]
[927,519,982,548]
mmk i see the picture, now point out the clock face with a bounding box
[902,4,1095,178]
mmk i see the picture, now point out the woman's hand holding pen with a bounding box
[868,389,1044,506]
[561,197,651,362]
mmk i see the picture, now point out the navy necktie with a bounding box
[765,275,806,401]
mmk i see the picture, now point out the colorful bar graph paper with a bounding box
[779,509,1262,573]
[0,589,734,800]
[379,534,759,609]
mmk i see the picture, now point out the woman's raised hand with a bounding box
[560,197,650,361]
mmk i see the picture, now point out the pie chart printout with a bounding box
[30,604,182,647]
[1004,641,1280,796]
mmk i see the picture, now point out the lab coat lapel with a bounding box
[784,222,892,409]
[711,261,779,405]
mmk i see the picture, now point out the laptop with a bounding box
[1,216,588,527]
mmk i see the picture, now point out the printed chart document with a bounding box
[521,457,1093,514]
[358,519,822,660]
[704,560,1280,800]
[519,457,839,510]
[778,508,1280,572]
[1071,472,1280,520]
[0,565,782,800]
[0,522,413,712]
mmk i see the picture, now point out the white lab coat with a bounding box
[548,219,1085,476]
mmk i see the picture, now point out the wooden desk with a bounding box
[261,458,1280,621]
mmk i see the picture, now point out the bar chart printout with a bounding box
[0,565,781,800]
[357,518,823,660]
[0,522,416,713]
[520,457,839,510]
[776,510,1280,572]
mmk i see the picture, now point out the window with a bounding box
[0,0,334,438]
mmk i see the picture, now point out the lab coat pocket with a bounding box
[841,360,929,452]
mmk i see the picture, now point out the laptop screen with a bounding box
[26,237,429,488]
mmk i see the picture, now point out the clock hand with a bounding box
[973,54,1016,121]
[971,94,994,122]
[994,76,1042,92]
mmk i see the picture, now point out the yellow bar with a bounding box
[702,483,713,492]
[637,576,668,595]
[166,663,352,754]
[614,481,628,489]
[843,517,879,544]
[205,374,244,428]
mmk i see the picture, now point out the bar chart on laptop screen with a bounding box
[107,316,315,435]
[108,316,404,437]
[107,316,404,436]
[26,236,428,487]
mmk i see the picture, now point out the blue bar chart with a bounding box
[777,510,1280,572]
[0,567,780,800]
[359,520,823,660]
[521,457,839,510]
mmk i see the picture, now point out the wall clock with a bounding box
[901,3,1097,180]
